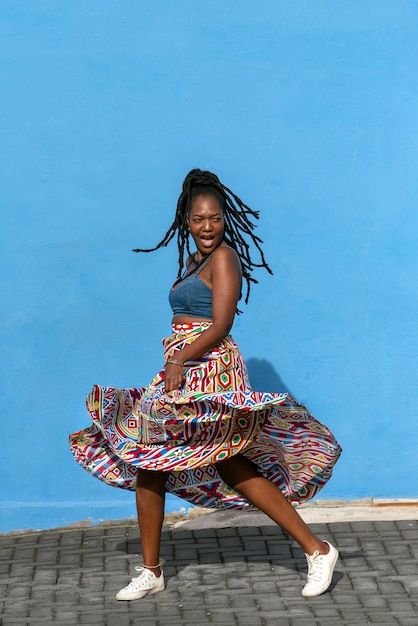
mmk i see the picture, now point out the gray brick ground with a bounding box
[0,518,417,625]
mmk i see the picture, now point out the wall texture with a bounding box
[1,1,417,532]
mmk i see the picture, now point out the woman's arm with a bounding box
[164,246,241,392]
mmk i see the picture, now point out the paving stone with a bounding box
[106,616,131,626]
[54,611,80,623]
[389,599,418,614]
[360,595,388,608]
[350,521,378,532]
[388,542,415,557]
[28,605,54,619]
[232,616,266,625]
[400,529,418,541]
[216,527,237,537]
[9,564,35,577]
[351,576,379,592]
[79,613,106,624]
[311,606,343,618]
[378,580,409,595]
[2,604,30,617]
[365,557,397,573]
[396,520,418,530]
[366,611,402,623]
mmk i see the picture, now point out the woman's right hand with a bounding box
[164,362,185,393]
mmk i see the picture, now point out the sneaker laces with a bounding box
[305,550,324,583]
[125,567,156,590]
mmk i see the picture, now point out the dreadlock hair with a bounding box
[133,168,273,307]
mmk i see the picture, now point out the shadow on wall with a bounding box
[246,358,292,394]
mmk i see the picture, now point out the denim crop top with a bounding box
[169,256,213,318]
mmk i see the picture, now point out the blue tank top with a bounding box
[169,256,213,318]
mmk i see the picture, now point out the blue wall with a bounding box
[1,1,417,533]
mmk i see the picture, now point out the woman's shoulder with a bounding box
[211,245,241,272]
[213,244,240,261]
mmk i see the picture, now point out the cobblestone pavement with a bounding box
[0,514,417,625]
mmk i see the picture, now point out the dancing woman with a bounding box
[70,169,342,600]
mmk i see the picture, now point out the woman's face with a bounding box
[188,194,225,259]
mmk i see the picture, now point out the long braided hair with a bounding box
[133,169,272,307]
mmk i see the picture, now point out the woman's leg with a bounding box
[216,454,328,556]
[116,468,168,600]
[135,468,169,577]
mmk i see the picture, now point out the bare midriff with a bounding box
[172,315,213,324]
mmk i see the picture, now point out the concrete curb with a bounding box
[168,499,418,531]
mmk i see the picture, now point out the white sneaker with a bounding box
[302,541,339,597]
[116,566,165,601]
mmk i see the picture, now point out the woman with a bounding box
[69,169,342,601]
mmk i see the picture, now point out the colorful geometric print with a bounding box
[69,323,342,509]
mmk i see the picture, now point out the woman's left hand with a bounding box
[164,362,185,392]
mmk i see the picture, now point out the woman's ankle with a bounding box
[144,563,162,577]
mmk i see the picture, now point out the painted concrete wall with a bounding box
[1,1,417,533]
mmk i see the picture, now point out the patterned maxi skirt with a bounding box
[69,322,342,510]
